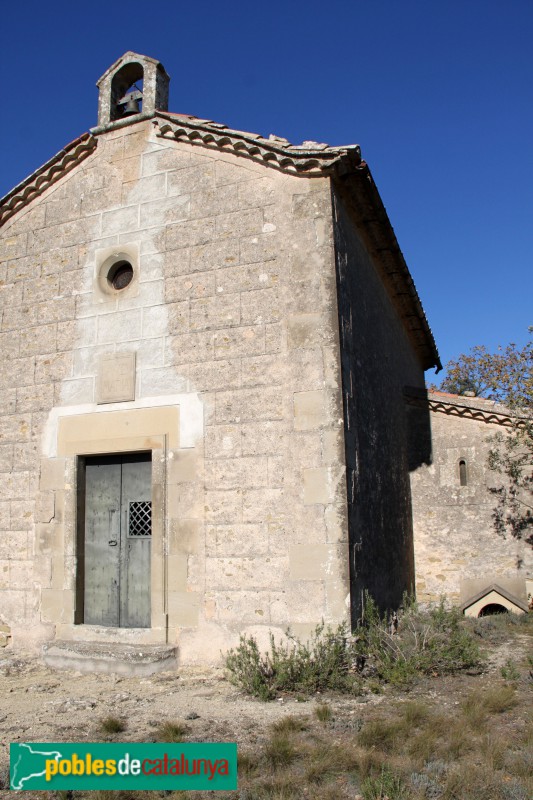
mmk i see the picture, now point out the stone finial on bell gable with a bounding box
[95,51,170,129]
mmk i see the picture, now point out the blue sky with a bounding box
[1,0,531,377]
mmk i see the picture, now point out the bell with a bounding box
[123,96,141,116]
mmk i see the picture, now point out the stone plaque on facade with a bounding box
[97,352,136,404]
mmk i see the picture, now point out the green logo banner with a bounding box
[10,742,237,791]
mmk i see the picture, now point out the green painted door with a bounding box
[84,454,151,628]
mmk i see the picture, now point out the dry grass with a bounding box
[482,683,518,713]
[361,766,409,800]
[354,747,387,782]
[358,717,408,751]
[271,714,308,734]
[462,683,518,730]
[36,615,533,800]
[237,749,260,776]
[82,792,170,800]
[479,732,506,771]
[439,720,476,760]
[66,684,532,800]
[461,691,490,728]
[67,684,533,800]
[263,733,298,768]
[398,699,430,726]
[302,739,360,782]
[314,702,333,723]
[154,720,189,742]
[407,728,440,765]
[98,716,126,734]
[248,773,300,799]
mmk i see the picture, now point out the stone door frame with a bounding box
[39,405,181,647]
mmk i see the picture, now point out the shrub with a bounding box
[470,609,533,643]
[224,622,361,700]
[501,658,521,680]
[224,596,483,699]
[356,595,483,686]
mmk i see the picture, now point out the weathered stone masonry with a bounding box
[0,52,447,664]
[409,391,533,606]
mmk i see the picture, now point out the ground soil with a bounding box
[0,622,531,799]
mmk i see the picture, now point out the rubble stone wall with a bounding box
[411,400,533,605]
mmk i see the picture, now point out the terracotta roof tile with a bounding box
[0,133,97,226]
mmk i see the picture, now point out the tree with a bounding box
[435,331,532,547]
[488,425,532,547]
[439,338,532,409]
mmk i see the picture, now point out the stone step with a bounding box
[42,640,178,677]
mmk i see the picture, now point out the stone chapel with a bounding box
[0,53,529,669]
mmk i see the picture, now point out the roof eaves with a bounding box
[404,387,524,428]
[154,112,362,176]
[0,133,97,228]
[333,164,442,372]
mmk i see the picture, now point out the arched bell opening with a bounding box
[96,53,170,128]
[110,62,144,121]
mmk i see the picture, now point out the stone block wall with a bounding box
[410,397,533,604]
[0,120,350,660]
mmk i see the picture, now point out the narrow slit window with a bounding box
[459,459,468,486]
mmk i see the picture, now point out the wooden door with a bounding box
[84,453,151,628]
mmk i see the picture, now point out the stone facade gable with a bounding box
[0,113,355,660]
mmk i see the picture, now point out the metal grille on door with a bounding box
[128,501,152,538]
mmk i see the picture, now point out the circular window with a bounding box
[108,260,134,291]
[96,249,138,298]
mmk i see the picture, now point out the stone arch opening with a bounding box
[110,62,144,120]
[478,603,508,617]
